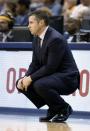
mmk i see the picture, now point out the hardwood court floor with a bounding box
[0,114,90,131]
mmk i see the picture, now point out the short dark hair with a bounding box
[29,10,49,26]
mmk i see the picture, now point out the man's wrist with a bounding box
[29,75,32,82]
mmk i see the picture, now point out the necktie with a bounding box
[37,37,41,49]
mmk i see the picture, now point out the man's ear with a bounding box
[40,19,44,25]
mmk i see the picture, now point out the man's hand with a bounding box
[17,78,24,90]
[22,76,32,91]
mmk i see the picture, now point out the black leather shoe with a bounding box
[39,109,56,122]
[52,105,73,122]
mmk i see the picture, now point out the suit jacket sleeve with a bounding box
[25,41,40,76]
[30,38,65,81]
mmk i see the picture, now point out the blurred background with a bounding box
[0,0,89,43]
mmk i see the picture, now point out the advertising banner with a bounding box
[0,50,90,111]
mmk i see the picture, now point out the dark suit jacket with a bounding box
[25,27,80,89]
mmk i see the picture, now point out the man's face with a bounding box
[0,19,9,32]
[28,15,43,36]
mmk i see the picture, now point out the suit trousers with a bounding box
[16,73,78,111]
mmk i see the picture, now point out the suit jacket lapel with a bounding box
[35,27,52,64]
[41,27,52,50]
[40,27,52,62]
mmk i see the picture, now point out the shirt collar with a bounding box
[39,26,49,41]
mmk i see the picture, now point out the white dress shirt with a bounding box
[39,26,49,47]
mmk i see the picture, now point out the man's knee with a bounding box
[33,80,48,94]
